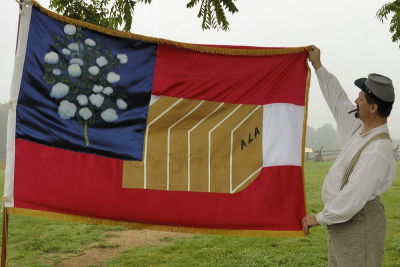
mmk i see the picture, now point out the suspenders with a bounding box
[340,132,391,191]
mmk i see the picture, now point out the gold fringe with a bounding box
[31,1,311,56]
[301,63,312,214]
[7,208,305,238]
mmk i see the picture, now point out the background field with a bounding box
[1,161,399,266]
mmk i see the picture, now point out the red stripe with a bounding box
[152,46,308,106]
[14,139,305,231]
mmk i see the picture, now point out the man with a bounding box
[303,45,396,267]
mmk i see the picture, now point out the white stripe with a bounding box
[262,103,304,167]
[208,104,242,192]
[149,95,160,106]
[229,106,261,193]
[231,167,263,193]
[166,101,204,190]
[143,98,183,188]
[4,4,33,207]
[187,103,224,191]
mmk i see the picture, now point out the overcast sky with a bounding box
[1,0,400,138]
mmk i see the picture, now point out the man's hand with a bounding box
[308,45,322,70]
[302,214,320,235]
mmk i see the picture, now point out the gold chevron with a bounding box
[123,96,263,193]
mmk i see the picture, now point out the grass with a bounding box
[0,161,399,266]
[106,161,400,267]
[90,243,120,249]
[0,170,125,266]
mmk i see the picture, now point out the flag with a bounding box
[4,1,310,237]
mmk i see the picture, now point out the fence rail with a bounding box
[306,148,400,162]
[305,149,340,161]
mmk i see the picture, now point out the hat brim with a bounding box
[354,78,367,91]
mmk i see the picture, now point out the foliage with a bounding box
[49,0,140,32]
[46,1,400,44]
[377,1,400,45]
[49,0,238,32]
[0,104,8,162]
[306,123,340,151]
[186,0,238,30]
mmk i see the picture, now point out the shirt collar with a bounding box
[359,123,389,138]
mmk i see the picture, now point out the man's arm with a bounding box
[317,150,392,225]
[308,46,362,145]
[303,150,392,235]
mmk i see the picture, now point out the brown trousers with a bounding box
[327,197,386,267]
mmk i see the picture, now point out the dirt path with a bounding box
[55,229,191,267]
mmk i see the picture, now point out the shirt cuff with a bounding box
[316,212,328,226]
[314,65,326,75]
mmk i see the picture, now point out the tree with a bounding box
[315,123,340,150]
[306,123,340,151]
[306,126,318,150]
[0,104,8,162]
[49,0,238,32]
[377,1,400,45]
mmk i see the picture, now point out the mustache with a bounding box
[348,105,359,114]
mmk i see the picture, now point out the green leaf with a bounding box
[44,75,57,85]
[49,0,237,32]
[377,1,400,46]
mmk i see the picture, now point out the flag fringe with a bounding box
[301,64,312,215]
[32,1,311,56]
[7,207,305,238]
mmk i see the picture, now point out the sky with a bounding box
[1,0,400,138]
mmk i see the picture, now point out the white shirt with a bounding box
[314,67,397,226]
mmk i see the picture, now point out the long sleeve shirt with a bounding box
[314,66,397,226]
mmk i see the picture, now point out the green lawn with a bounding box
[1,161,400,266]
[106,161,400,267]
[0,170,126,266]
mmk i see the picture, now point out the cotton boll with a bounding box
[58,100,77,119]
[89,94,104,108]
[116,99,127,110]
[85,38,96,47]
[79,107,92,120]
[50,82,70,99]
[77,95,89,106]
[64,24,76,35]
[68,43,79,52]
[103,87,113,95]
[96,56,108,67]
[44,52,59,64]
[68,64,81,78]
[62,48,71,56]
[106,72,120,83]
[101,108,118,122]
[116,54,128,64]
[69,58,84,66]
[52,68,61,75]
[88,66,99,76]
[92,84,103,93]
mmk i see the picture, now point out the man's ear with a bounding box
[370,103,378,114]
